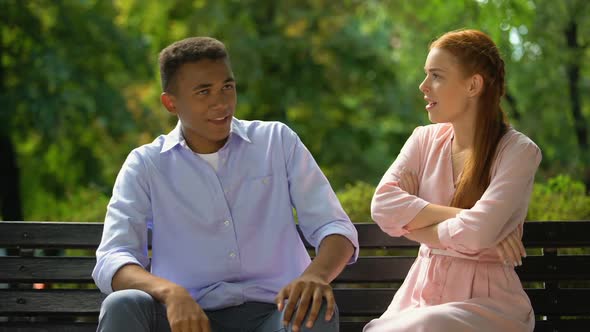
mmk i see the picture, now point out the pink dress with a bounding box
[364,123,541,332]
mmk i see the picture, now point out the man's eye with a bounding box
[198,90,209,95]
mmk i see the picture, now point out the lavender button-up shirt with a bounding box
[92,118,359,310]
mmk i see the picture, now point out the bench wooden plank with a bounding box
[341,320,590,332]
[2,221,590,332]
[3,255,590,283]
[339,255,590,282]
[0,258,96,283]
[336,288,590,316]
[2,319,590,332]
[0,290,103,315]
[2,221,590,248]
[0,223,103,249]
[0,324,98,332]
[2,288,589,317]
[522,221,590,247]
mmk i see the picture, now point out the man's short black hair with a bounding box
[158,37,228,93]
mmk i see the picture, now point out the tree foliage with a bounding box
[1,0,588,221]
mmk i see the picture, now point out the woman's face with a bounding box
[419,47,475,125]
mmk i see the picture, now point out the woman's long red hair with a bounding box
[431,29,509,208]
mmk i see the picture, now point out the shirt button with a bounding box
[224,220,230,226]
[262,178,269,184]
[229,252,236,258]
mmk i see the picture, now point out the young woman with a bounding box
[363,29,541,332]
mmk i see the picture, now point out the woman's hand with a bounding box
[496,228,526,266]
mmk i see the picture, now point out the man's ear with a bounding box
[468,73,484,97]
[161,92,177,114]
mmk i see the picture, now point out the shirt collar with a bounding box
[160,117,251,154]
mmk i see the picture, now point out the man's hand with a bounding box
[276,273,335,332]
[495,228,526,266]
[398,168,419,196]
[164,286,211,332]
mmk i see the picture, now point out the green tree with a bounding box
[380,0,589,189]
[117,0,406,187]
[2,0,588,221]
[0,0,151,219]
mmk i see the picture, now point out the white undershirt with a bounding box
[196,152,220,172]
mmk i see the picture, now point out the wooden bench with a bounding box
[1,221,589,332]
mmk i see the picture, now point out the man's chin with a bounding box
[212,132,231,144]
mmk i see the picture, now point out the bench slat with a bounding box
[522,221,590,247]
[3,255,590,283]
[0,324,98,332]
[340,255,590,282]
[2,221,589,331]
[0,290,103,315]
[1,288,588,316]
[0,223,103,249]
[2,221,590,248]
[341,320,590,332]
[0,258,95,283]
[1,319,589,332]
[335,288,590,316]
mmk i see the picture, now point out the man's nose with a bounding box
[210,92,228,109]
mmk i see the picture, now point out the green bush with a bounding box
[527,174,590,221]
[337,174,590,223]
[27,187,109,222]
[337,181,376,223]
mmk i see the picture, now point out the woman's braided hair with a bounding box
[431,29,509,209]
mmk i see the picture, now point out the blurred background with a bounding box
[1,0,588,223]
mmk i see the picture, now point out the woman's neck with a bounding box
[451,117,475,152]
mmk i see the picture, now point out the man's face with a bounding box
[162,58,237,153]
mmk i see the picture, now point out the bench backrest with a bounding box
[1,221,590,332]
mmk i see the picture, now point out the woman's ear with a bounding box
[161,92,177,114]
[468,73,484,97]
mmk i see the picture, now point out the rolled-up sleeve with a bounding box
[282,127,359,264]
[92,150,152,294]
[437,138,542,253]
[371,127,429,237]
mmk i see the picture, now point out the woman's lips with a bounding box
[425,102,437,110]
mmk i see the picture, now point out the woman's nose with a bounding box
[419,79,429,93]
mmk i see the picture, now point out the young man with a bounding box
[92,37,358,332]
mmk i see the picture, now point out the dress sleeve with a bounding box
[437,136,542,253]
[371,126,430,237]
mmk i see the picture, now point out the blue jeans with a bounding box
[97,289,339,332]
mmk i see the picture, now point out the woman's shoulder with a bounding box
[500,127,540,152]
[412,123,453,142]
[496,127,542,165]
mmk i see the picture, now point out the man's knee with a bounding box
[313,301,339,331]
[98,289,163,332]
[292,301,339,332]
[100,289,157,319]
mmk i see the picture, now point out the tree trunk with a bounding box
[0,14,23,221]
[505,90,521,121]
[0,135,23,221]
[564,20,589,190]
[0,139,22,222]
